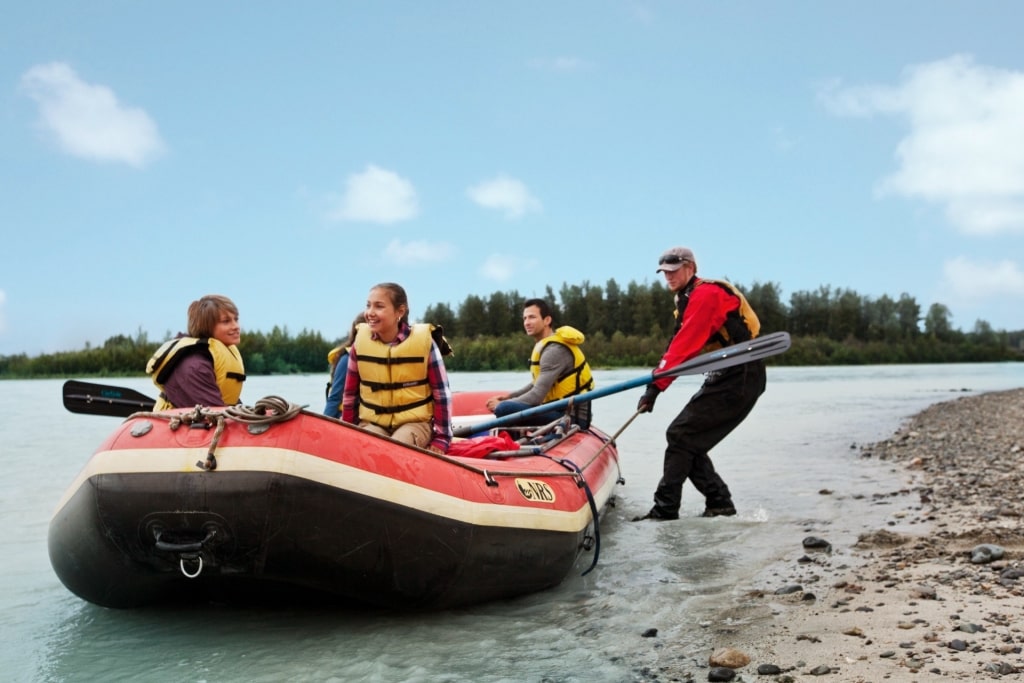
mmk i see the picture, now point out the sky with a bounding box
[2,2,1023,357]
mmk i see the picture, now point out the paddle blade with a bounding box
[654,331,792,380]
[62,380,156,417]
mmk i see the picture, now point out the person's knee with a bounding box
[392,422,431,447]
[495,401,529,418]
[359,422,390,437]
[665,421,697,443]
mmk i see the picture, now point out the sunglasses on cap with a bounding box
[658,254,689,265]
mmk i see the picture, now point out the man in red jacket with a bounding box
[633,247,766,521]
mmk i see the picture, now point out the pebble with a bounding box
[708,647,749,668]
[970,543,1005,564]
[802,536,832,550]
[707,666,735,681]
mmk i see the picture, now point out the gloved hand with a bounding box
[637,384,660,413]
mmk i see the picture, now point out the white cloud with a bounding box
[820,54,1024,236]
[329,165,419,224]
[467,175,542,220]
[382,238,454,266]
[772,125,796,152]
[528,56,593,73]
[20,62,165,167]
[479,254,518,281]
[629,4,655,24]
[943,256,1024,299]
[478,254,538,282]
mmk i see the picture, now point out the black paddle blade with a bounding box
[62,380,156,417]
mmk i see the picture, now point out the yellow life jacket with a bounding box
[146,337,246,410]
[676,278,761,353]
[353,323,435,428]
[530,326,595,402]
[325,344,351,398]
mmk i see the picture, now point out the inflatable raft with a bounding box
[49,391,622,609]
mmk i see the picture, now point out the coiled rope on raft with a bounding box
[223,395,304,424]
[132,395,305,470]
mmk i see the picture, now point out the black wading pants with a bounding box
[652,359,767,515]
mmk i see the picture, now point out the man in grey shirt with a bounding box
[485,298,594,428]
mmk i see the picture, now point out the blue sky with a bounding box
[3,2,1023,357]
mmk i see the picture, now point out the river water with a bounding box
[3,363,1023,682]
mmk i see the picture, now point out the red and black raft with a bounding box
[48,391,622,609]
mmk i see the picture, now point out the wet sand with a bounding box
[695,387,1024,681]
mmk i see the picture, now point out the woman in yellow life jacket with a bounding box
[340,283,453,454]
[146,294,246,410]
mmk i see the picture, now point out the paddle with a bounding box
[62,380,156,417]
[452,331,791,437]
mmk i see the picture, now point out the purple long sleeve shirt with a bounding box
[161,353,226,407]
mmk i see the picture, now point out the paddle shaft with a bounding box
[452,331,790,437]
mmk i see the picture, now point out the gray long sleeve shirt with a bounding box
[503,343,591,423]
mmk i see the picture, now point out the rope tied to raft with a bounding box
[223,395,304,425]
[130,396,305,471]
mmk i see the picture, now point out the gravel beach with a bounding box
[684,387,1024,682]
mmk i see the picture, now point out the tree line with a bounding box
[1,279,1020,379]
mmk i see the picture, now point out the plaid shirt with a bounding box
[341,322,452,452]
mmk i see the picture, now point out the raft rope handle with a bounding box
[153,527,216,579]
[197,415,226,470]
[180,555,203,579]
[552,457,601,576]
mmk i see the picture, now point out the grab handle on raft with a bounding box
[155,527,217,553]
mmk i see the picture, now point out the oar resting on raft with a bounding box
[451,330,791,438]
[62,380,157,417]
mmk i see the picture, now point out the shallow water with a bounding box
[3,363,1022,682]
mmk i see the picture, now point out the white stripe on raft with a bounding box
[52,446,618,534]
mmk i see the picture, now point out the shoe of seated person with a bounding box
[631,507,679,522]
[701,505,737,517]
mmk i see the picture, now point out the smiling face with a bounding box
[188,295,240,345]
[211,310,241,347]
[365,286,407,343]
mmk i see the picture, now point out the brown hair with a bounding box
[371,282,410,325]
[187,294,238,338]
[523,297,555,323]
[345,311,366,345]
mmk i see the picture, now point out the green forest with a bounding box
[1,278,1021,380]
